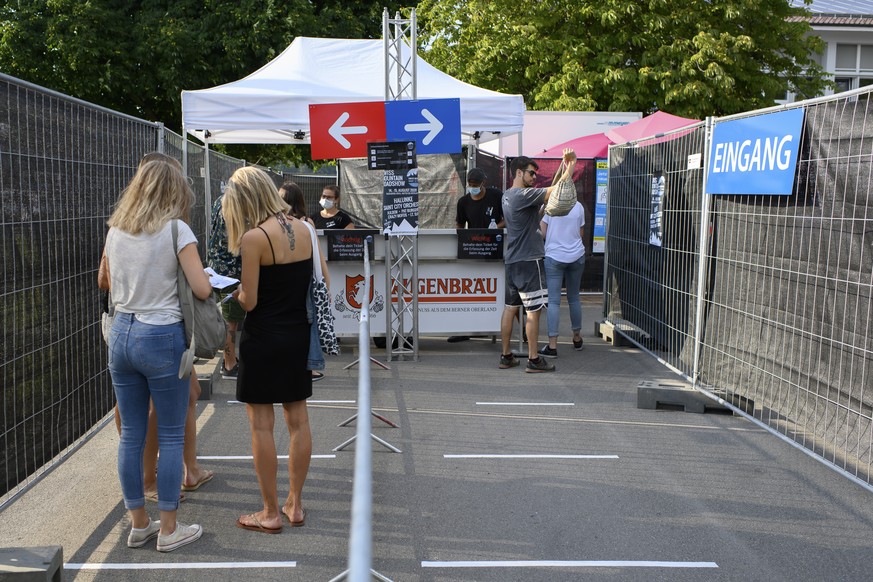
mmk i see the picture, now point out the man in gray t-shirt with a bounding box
[499,149,576,373]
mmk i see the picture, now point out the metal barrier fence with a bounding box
[604,87,873,489]
[0,74,311,506]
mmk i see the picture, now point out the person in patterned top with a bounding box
[207,194,244,379]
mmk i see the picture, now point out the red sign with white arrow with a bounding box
[309,102,386,160]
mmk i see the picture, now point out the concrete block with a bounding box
[0,546,63,581]
[637,379,731,414]
[596,320,626,346]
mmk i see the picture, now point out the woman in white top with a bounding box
[102,159,212,552]
[538,201,586,358]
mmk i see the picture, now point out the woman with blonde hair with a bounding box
[103,158,211,551]
[224,166,313,533]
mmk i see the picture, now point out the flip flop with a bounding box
[282,506,306,527]
[236,513,282,534]
[181,470,214,492]
[311,371,324,382]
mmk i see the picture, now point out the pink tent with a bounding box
[537,132,614,159]
[605,111,699,144]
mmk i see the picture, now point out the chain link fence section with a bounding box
[0,74,161,501]
[604,90,873,487]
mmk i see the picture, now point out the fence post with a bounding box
[691,116,715,386]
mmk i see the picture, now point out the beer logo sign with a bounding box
[335,274,384,319]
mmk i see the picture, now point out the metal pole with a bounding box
[691,117,715,386]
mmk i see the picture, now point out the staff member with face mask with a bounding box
[455,168,505,229]
[310,185,355,230]
[448,168,506,343]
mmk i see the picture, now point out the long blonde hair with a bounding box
[107,159,193,234]
[222,167,290,255]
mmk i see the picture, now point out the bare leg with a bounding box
[183,374,212,487]
[281,401,311,523]
[241,403,282,529]
[526,309,542,360]
[224,321,238,370]
[142,403,158,494]
[501,306,519,356]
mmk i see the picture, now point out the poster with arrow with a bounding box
[309,102,386,160]
[309,99,461,159]
[385,98,461,155]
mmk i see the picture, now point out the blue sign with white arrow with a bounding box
[385,98,461,155]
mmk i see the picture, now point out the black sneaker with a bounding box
[499,354,520,369]
[538,346,558,359]
[221,363,239,380]
[525,357,555,373]
[573,336,584,351]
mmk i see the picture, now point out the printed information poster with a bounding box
[649,173,665,247]
[382,168,419,236]
[456,229,504,260]
[326,229,379,261]
[593,159,608,253]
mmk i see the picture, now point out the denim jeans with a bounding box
[108,312,189,511]
[544,255,586,339]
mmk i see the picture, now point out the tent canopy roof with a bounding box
[181,37,525,145]
[605,111,698,144]
[538,132,613,159]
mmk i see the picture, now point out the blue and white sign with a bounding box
[706,108,805,195]
[385,98,461,155]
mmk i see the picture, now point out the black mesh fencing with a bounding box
[0,76,329,505]
[604,90,873,486]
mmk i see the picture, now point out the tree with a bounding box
[0,0,405,166]
[416,0,829,117]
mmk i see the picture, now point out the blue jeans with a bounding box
[108,312,189,511]
[544,255,586,339]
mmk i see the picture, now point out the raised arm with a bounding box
[544,148,578,200]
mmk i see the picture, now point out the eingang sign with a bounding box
[706,108,805,195]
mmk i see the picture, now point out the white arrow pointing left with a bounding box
[404,108,444,145]
[329,112,368,148]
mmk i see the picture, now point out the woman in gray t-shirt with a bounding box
[102,159,212,552]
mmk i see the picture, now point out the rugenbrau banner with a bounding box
[706,108,804,195]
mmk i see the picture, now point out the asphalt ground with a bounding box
[2,296,873,581]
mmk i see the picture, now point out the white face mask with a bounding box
[467,187,481,196]
[320,197,335,210]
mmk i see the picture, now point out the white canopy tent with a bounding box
[181,37,525,145]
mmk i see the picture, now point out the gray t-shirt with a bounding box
[502,186,547,264]
[106,220,198,325]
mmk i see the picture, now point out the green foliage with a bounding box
[416,0,829,117]
[0,0,404,166]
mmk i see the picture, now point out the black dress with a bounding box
[237,227,313,404]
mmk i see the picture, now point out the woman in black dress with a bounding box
[223,167,312,533]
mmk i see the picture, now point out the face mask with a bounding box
[320,198,335,210]
[467,187,481,196]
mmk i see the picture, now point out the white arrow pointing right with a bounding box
[404,108,444,145]
[329,112,368,149]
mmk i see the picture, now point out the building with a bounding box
[786,0,873,102]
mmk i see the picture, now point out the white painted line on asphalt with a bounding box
[66,562,297,570]
[476,402,574,406]
[197,455,335,460]
[444,454,618,459]
[421,560,717,569]
[227,400,355,404]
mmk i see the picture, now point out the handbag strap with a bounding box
[551,160,567,187]
[172,219,196,343]
[302,220,323,280]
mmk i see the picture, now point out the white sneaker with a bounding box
[156,522,203,552]
[127,519,161,548]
